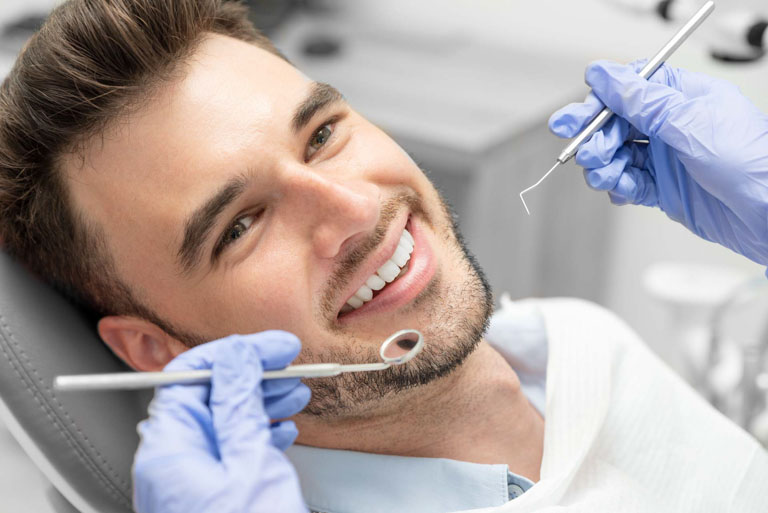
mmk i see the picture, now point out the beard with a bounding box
[299,190,494,418]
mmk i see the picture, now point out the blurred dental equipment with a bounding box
[644,261,768,447]
[643,262,751,390]
[518,0,715,215]
[705,278,768,446]
[54,329,424,391]
[604,0,767,62]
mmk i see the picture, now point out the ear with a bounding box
[98,316,188,371]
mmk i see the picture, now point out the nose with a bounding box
[282,167,380,259]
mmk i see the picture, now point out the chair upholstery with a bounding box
[0,251,150,513]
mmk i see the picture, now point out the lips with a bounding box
[339,226,414,314]
[337,215,436,321]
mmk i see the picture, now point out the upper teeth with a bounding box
[345,228,414,310]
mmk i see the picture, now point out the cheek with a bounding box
[360,128,447,218]
[351,124,420,183]
[213,252,315,334]
[173,226,327,339]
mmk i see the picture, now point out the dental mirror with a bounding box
[55,329,425,391]
[379,329,424,365]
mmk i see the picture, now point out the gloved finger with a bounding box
[608,190,631,206]
[610,58,721,98]
[270,420,300,451]
[629,140,649,171]
[167,330,301,372]
[548,92,605,138]
[263,377,303,398]
[209,338,272,467]
[247,330,302,370]
[548,60,652,140]
[143,387,212,446]
[585,60,689,139]
[575,116,629,168]
[640,59,724,99]
[134,395,220,483]
[160,339,227,405]
[136,353,224,459]
[133,417,225,510]
[610,165,658,207]
[264,383,311,420]
[133,444,224,513]
[582,145,633,191]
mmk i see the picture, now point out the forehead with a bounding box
[64,34,311,263]
[77,33,309,185]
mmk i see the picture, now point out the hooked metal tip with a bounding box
[518,161,561,216]
[519,191,531,216]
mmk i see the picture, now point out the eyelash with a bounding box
[213,117,340,258]
[305,116,338,161]
[214,209,263,257]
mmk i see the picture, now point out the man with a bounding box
[0,1,765,512]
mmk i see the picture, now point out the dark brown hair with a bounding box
[0,0,283,345]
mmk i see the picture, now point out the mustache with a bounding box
[320,191,425,325]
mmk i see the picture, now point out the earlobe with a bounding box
[98,316,187,371]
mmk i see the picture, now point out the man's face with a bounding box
[65,34,492,418]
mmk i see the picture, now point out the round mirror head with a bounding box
[379,329,424,365]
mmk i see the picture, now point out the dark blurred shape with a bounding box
[302,34,342,58]
[243,0,300,35]
[300,0,343,14]
[711,17,766,63]
[656,0,674,21]
[747,20,767,50]
[1,14,46,39]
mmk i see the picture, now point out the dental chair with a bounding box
[0,251,150,513]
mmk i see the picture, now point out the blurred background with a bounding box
[1,0,767,510]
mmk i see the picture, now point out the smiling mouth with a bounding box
[337,223,414,318]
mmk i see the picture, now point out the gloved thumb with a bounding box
[585,60,688,141]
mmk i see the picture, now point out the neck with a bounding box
[295,340,545,482]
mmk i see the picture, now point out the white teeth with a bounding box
[343,227,415,312]
[347,295,364,309]
[399,231,414,251]
[366,274,386,291]
[355,284,373,302]
[391,246,409,268]
[377,260,401,283]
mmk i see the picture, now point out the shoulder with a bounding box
[498,296,647,355]
[486,295,654,381]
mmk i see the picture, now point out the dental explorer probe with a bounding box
[519,0,716,215]
[54,329,424,392]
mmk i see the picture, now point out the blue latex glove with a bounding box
[549,60,768,265]
[133,331,311,513]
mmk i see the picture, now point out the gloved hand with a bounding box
[133,331,311,513]
[549,60,768,265]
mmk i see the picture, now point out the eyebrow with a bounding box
[177,82,345,273]
[177,173,250,274]
[292,82,344,134]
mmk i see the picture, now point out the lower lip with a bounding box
[339,217,436,322]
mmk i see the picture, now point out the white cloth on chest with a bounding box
[462,297,768,513]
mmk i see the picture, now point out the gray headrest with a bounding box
[0,251,150,513]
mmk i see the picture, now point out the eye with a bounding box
[305,122,334,160]
[216,211,259,255]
